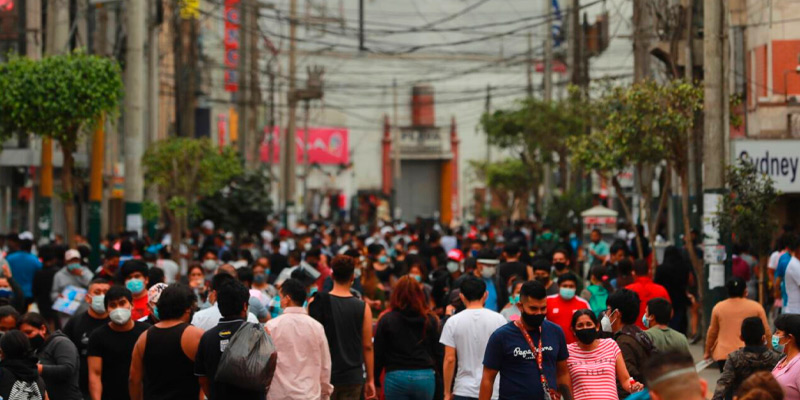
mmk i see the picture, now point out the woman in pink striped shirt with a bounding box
[566,309,644,400]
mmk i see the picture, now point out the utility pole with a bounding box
[144,0,161,239]
[302,100,310,216]
[282,0,298,227]
[569,0,581,87]
[358,0,365,51]
[392,78,400,219]
[542,0,554,209]
[484,84,491,216]
[249,1,261,168]
[124,0,146,235]
[27,0,47,240]
[267,64,276,182]
[703,0,727,319]
[632,0,650,81]
[527,31,533,98]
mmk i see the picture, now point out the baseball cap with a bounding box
[64,249,81,262]
[447,249,464,262]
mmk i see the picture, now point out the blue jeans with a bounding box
[383,369,435,400]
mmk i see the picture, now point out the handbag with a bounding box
[514,320,561,400]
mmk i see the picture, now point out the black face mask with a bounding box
[375,268,392,282]
[553,262,567,271]
[29,334,45,351]
[535,276,550,285]
[575,328,598,345]
[521,312,545,329]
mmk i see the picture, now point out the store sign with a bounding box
[260,127,349,165]
[733,140,800,193]
[399,127,443,154]
[223,0,240,92]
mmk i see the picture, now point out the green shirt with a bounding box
[645,326,692,357]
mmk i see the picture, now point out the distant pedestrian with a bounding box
[6,234,41,306]
[547,272,590,344]
[643,298,691,357]
[605,289,656,399]
[626,260,670,329]
[705,277,771,372]
[581,264,614,317]
[772,314,800,400]
[119,260,150,321]
[62,277,110,398]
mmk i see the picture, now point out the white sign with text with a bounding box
[732,140,800,193]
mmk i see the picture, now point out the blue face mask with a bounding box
[774,335,787,353]
[152,306,160,321]
[67,263,82,272]
[254,273,267,284]
[378,255,389,264]
[470,250,479,258]
[126,278,145,294]
[411,274,421,283]
[309,286,318,296]
[642,313,650,328]
[559,287,576,300]
[0,288,13,299]
[508,294,520,305]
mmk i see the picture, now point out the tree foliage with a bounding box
[198,168,273,236]
[715,161,779,257]
[0,51,123,246]
[143,138,242,217]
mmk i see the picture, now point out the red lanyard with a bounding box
[514,320,547,388]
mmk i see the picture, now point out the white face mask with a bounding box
[90,295,106,314]
[109,308,132,325]
[202,259,218,272]
[481,266,496,279]
[446,261,460,274]
[354,268,362,279]
[601,310,616,333]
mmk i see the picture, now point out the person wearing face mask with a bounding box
[20,312,82,400]
[497,244,531,310]
[642,298,690,357]
[51,250,95,324]
[62,278,111,399]
[251,262,279,298]
[771,314,800,399]
[119,260,150,322]
[367,244,394,289]
[457,249,501,312]
[532,258,559,296]
[551,249,583,294]
[587,229,610,267]
[479,280,571,400]
[712,316,781,400]
[705,277,771,372]
[626,260,671,329]
[0,330,47,400]
[567,309,642,400]
[191,273,259,331]
[546,273,590,344]
[501,278,524,322]
[140,283,168,325]
[86,285,150,400]
[604,289,656,399]
[129,284,203,400]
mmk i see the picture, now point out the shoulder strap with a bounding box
[514,320,555,400]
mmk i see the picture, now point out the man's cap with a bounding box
[201,220,215,231]
[447,249,464,262]
[64,249,81,262]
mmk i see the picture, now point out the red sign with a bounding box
[535,60,568,74]
[224,0,240,92]
[0,0,13,11]
[260,127,349,165]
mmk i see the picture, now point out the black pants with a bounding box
[717,360,726,372]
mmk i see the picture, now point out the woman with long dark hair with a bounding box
[374,276,440,400]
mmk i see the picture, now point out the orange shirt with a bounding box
[626,277,671,329]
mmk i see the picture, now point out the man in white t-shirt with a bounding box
[440,276,507,400]
[783,237,800,314]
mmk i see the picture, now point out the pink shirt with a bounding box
[774,355,800,400]
[266,307,333,400]
[566,339,621,400]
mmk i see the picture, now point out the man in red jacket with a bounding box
[627,259,671,329]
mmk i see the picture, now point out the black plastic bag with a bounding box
[214,322,278,392]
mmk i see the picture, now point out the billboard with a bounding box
[260,127,349,165]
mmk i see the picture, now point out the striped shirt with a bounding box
[567,338,621,400]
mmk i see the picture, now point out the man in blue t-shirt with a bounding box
[776,250,792,308]
[479,280,571,400]
[5,234,41,305]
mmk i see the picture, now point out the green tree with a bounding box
[469,159,537,219]
[143,138,242,260]
[0,52,123,246]
[715,161,780,304]
[198,168,273,236]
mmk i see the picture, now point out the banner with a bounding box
[224,0,240,92]
[260,127,349,165]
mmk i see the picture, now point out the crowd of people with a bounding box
[0,219,793,400]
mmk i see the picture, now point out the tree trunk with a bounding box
[758,255,767,306]
[680,169,703,301]
[61,141,77,248]
[612,175,644,258]
[649,165,672,268]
